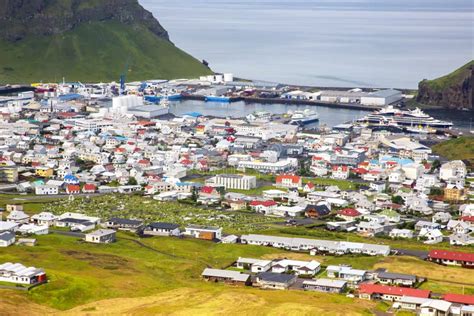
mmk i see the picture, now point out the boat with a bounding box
[357,106,453,128]
[205,95,231,103]
[246,111,272,122]
[288,109,319,125]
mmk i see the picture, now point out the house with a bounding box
[6,205,23,212]
[84,229,116,244]
[357,221,384,237]
[439,160,466,181]
[104,218,143,232]
[304,204,331,218]
[418,228,443,244]
[143,222,180,237]
[0,232,15,247]
[31,212,57,226]
[236,257,272,273]
[337,208,362,221]
[302,279,347,293]
[35,185,59,195]
[415,221,440,231]
[375,271,418,287]
[370,181,386,193]
[6,210,29,224]
[419,300,452,316]
[275,174,302,189]
[444,184,467,202]
[66,184,81,194]
[0,262,47,285]
[432,212,452,224]
[82,183,97,193]
[303,182,315,193]
[389,229,414,239]
[249,200,277,215]
[271,259,321,276]
[184,225,222,241]
[443,293,474,306]
[56,218,96,232]
[449,233,474,246]
[428,250,474,268]
[331,165,349,180]
[201,268,250,286]
[379,209,401,223]
[17,224,49,235]
[255,272,297,290]
[0,221,19,233]
[326,265,367,286]
[447,220,471,234]
[358,284,431,301]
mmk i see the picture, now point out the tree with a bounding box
[127,177,138,185]
[391,195,404,205]
[430,159,441,173]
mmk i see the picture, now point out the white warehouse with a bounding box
[210,174,257,190]
[360,89,403,106]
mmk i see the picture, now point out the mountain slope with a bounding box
[0,0,212,83]
[416,60,473,110]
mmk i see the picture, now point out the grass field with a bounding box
[1,232,472,315]
[432,136,474,166]
[0,20,212,84]
[0,233,379,315]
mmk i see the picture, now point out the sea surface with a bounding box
[140,0,473,89]
[168,100,473,129]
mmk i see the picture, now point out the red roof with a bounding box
[332,165,348,172]
[83,184,96,191]
[352,168,368,174]
[429,250,474,263]
[359,284,430,298]
[461,216,474,223]
[338,208,361,217]
[181,159,192,165]
[443,293,474,305]
[305,182,315,188]
[67,184,80,192]
[200,186,215,194]
[276,174,301,184]
[249,200,277,207]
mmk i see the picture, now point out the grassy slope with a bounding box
[432,136,474,166]
[0,21,212,84]
[421,60,474,92]
[0,233,472,315]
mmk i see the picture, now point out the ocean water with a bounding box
[140,0,473,89]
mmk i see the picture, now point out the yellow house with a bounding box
[35,167,54,178]
[444,185,466,202]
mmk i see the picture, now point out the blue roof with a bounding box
[380,156,414,166]
[184,112,202,117]
[58,93,83,101]
[64,174,78,180]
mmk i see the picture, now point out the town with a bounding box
[0,77,473,315]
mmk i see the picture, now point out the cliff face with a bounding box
[0,0,169,41]
[416,61,473,110]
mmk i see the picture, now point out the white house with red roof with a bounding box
[331,165,349,180]
[358,284,431,302]
[249,200,277,215]
[428,250,474,268]
[337,208,362,221]
[82,183,97,194]
[275,174,302,189]
[303,182,315,193]
[66,184,81,194]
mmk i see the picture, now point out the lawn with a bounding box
[432,136,474,166]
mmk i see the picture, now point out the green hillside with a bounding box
[422,60,474,92]
[432,136,474,166]
[0,21,212,83]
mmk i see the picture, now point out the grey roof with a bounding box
[108,217,143,226]
[257,272,296,283]
[201,268,250,282]
[367,89,401,98]
[86,229,116,237]
[303,278,347,288]
[0,231,15,241]
[377,271,417,281]
[148,222,180,230]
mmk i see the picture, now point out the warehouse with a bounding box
[360,89,402,106]
[0,262,47,285]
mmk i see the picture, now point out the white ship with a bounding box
[288,109,319,125]
[358,106,453,128]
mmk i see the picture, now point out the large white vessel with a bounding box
[358,106,453,128]
[288,109,319,125]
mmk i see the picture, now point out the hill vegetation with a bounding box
[432,136,474,167]
[416,60,473,110]
[0,0,212,83]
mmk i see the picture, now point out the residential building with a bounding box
[84,229,116,243]
[143,222,181,237]
[104,218,143,232]
[0,262,47,285]
[201,268,250,285]
[184,225,222,240]
[255,272,297,290]
[302,279,347,293]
